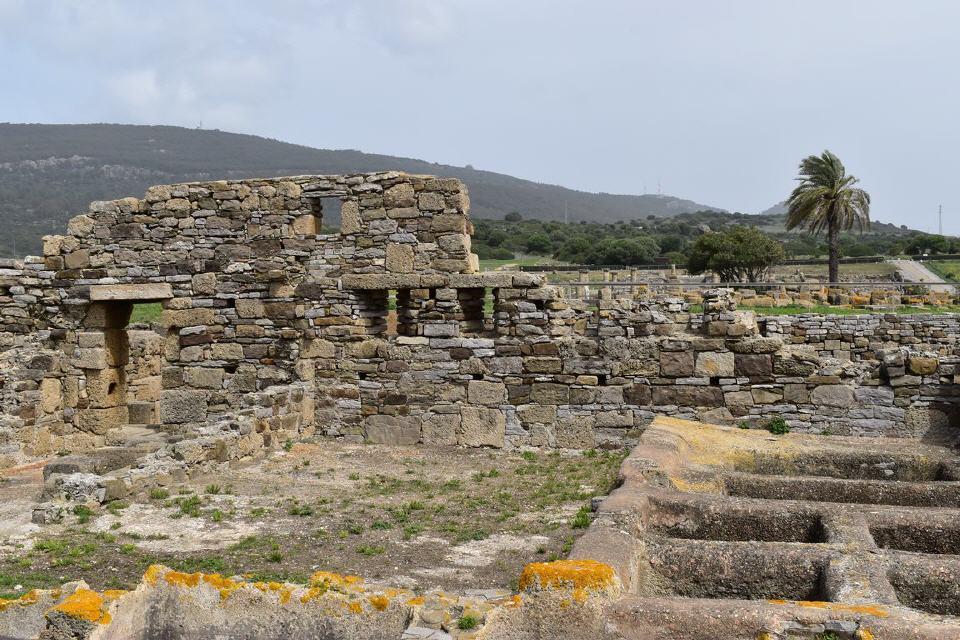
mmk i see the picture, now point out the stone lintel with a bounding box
[89,283,173,302]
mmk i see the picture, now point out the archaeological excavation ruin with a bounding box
[1,172,959,638]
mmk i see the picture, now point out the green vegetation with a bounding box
[458,614,481,630]
[767,417,790,435]
[786,150,871,283]
[687,226,785,281]
[571,506,592,529]
[130,303,162,324]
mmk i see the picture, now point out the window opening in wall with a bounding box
[313,197,343,233]
[396,289,418,336]
[597,374,608,385]
[130,303,162,327]
[483,288,496,320]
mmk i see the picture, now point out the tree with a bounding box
[687,227,784,282]
[785,150,870,282]
[504,211,523,222]
[525,233,552,254]
[584,237,660,266]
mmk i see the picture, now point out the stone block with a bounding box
[364,414,421,445]
[386,243,415,273]
[340,201,362,234]
[623,384,652,405]
[459,406,505,447]
[751,387,783,404]
[908,356,938,376]
[555,416,596,449]
[90,283,172,301]
[660,351,694,377]
[724,391,754,414]
[184,367,225,389]
[421,414,459,445]
[159,389,208,423]
[810,384,855,408]
[734,354,773,377]
[76,406,127,435]
[783,383,809,404]
[211,343,245,360]
[383,183,416,208]
[39,378,62,414]
[517,404,557,425]
[695,351,734,377]
[523,357,562,374]
[530,383,570,404]
[652,386,724,407]
[467,380,507,405]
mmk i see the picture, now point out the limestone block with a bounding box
[651,386,724,407]
[623,384,652,405]
[810,384,855,408]
[340,201,362,234]
[76,406,127,435]
[39,379,62,414]
[783,383,809,404]
[517,404,557,425]
[467,380,508,406]
[364,414,421,445]
[694,351,734,377]
[660,352,694,377]
[211,343,245,361]
[386,244,415,273]
[192,273,217,295]
[431,213,467,233]
[235,299,265,319]
[421,414,459,445]
[418,192,445,211]
[64,250,91,269]
[523,357,562,374]
[750,387,783,404]
[459,406,505,447]
[159,390,207,423]
[555,416,596,449]
[90,283,172,301]
[162,308,216,327]
[291,213,318,235]
[184,367,225,389]
[85,368,123,408]
[72,348,108,370]
[67,214,96,236]
[383,183,416,208]
[530,383,570,405]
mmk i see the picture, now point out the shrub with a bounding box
[458,615,480,630]
[767,417,790,435]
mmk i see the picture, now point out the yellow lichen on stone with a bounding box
[163,571,201,588]
[405,596,425,606]
[367,595,390,611]
[768,599,889,619]
[0,589,41,613]
[518,560,618,600]
[52,588,109,624]
[856,630,875,640]
[202,574,243,601]
[144,564,164,585]
[347,600,363,614]
[310,571,363,592]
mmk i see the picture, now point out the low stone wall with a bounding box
[0,173,958,463]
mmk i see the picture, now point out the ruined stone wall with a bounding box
[0,173,959,464]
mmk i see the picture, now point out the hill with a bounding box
[0,123,722,256]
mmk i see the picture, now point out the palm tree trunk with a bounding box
[828,224,840,284]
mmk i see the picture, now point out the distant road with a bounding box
[889,259,956,293]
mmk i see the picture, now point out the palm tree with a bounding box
[786,151,870,283]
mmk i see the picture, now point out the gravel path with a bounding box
[889,259,956,293]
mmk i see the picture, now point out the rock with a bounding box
[908,355,938,376]
[459,407,505,447]
[810,384,855,408]
[364,415,421,445]
[159,390,207,423]
[694,351,734,377]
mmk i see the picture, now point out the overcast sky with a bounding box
[1,0,958,232]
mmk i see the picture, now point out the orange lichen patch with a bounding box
[367,595,390,611]
[51,588,110,624]
[102,590,126,601]
[518,560,617,601]
[202,574,244,601]
[856,630,874,640]
[310,571,363,590]
[163,571,202,588]
[405,596,425,606]
[0,590,42,612]
[144,564,164,585]
[767,599,889,618]
[347,600,363,614]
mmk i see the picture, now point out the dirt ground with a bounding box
[0,441,625,598]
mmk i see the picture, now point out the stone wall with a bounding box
[0,173,958,464]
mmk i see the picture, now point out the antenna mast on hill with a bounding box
[939,204,943,236]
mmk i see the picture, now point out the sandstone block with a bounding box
[530,383,569,405]
[695,351,734,377]
[422,414,459,446]
[459,406,505,447]
[76,406,127,435]
[383,183,416,208]
[340,201,362,234]
[364,414,421,445]
[908,356,938,376]
[734,354,773,378]
[184,367,224,389]
[652,386,724,407]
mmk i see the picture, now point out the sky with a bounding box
[1,0,959,232]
